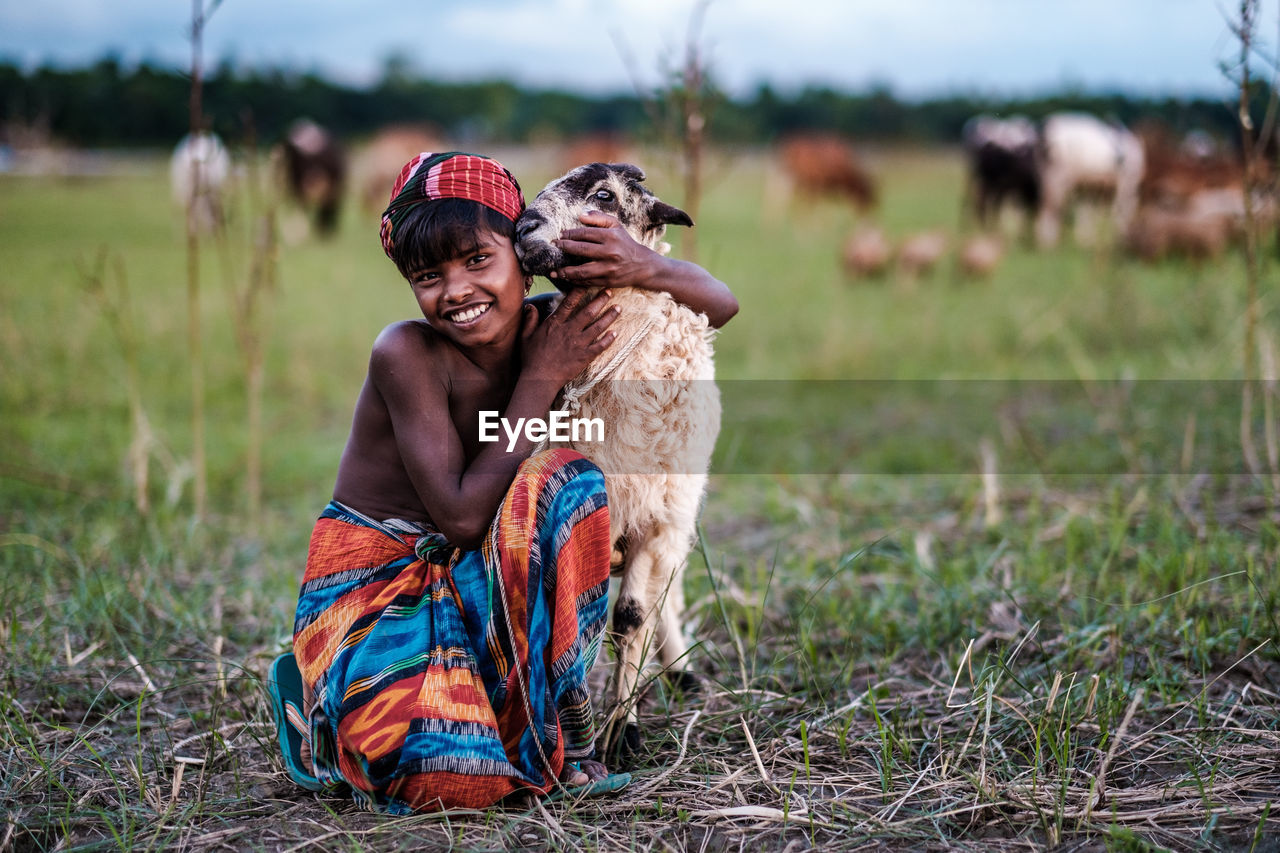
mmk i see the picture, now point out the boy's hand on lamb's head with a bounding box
[550,210,655,290]
[521,286,619,386]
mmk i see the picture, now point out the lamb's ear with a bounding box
[614,163,646,182]
[651,200,694,228]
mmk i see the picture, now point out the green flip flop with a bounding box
[267,651,325,792]
[545,762,632,802]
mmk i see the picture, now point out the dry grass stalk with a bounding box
[1262,330,1279,498]
[78,250,155,514]
[675,0,713,265]
[225,136,281,526]
[1232,0,1266,484]
[980,438,1002,527]
[183,0,223,521]
[212,585,227,699]
[1085,686,1144,820]
[126,651,158,694]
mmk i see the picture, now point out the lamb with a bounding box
[514,163,719,756]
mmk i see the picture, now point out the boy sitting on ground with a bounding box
[282,152,736,813]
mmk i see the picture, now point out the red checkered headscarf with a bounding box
[380,151,525,259]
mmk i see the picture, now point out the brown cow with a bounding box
[556,132,633,175]
[353,124,443,213]
[1137,123,1247,210]
[777,134,877,211]
[1126,125,1263,261]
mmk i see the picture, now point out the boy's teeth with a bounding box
[451,304,489,322]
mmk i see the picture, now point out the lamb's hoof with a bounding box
[665,670,700,695]
[600,722,644,767]
[621,722,642,760]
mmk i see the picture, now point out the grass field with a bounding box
[2,144,1279,851]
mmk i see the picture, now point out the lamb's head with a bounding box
[515,162,693,287]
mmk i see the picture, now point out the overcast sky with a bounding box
[0,1,1267,99]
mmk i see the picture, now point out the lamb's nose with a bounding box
[515,215,543,239]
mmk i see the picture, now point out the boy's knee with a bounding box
[520,448,600,481]
[512,449,607,506]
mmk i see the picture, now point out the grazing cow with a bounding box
[962,115,1040,236]
[514,163,718,757]
[279,119,347,238]
[1035,112,1145,248]
[776,134,877,212]
[1137,124,1246,210]
[354,124,442,213]
[170,131,230,234]
[1125,125,1259,262]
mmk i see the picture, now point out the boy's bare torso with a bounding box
[332,296,557,525]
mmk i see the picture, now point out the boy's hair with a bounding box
[388,198,517,280]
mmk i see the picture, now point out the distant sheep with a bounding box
[962,115,1040,236]
[1125,203,1233,261]
[514,162,718,755]
[897,230,949,278]
[1035,113,1145,248]
[958,234,1005,279]
[841,227,892,278]
[170,131,230,234]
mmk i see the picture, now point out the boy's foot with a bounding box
[560,758,609,786]
[549,759,631,801]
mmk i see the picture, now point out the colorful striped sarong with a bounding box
[292,449,612,813]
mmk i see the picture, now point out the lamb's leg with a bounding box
[602,525,690,761]
[603,535,658,761]
[654,533,697,692]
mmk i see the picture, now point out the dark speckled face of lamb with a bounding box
[514,162,693,288]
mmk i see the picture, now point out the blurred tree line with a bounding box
[0,55,1242,148]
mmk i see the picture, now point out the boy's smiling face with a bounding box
[408,229,526,349]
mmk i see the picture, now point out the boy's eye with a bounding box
[469,253,489,265]
[594,189,614,202]
[413,271,439,284]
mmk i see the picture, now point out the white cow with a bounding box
[1035,113,1145,248]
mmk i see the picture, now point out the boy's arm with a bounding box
[372,292,616,548]
[550,211,739,328]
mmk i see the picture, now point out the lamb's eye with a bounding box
[594,189,614,202]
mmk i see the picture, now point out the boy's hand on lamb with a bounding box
[550,210,659,289]
[521,287,619,385]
